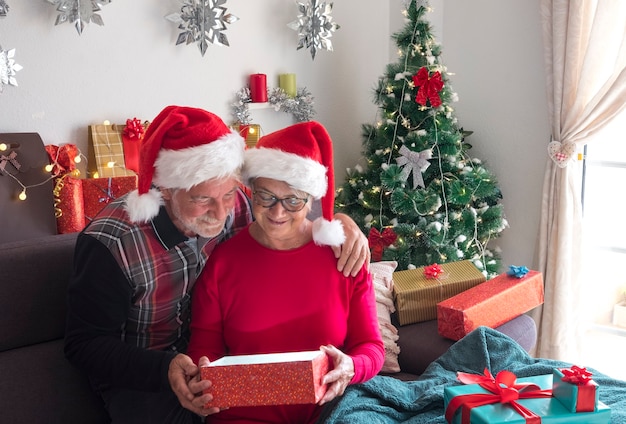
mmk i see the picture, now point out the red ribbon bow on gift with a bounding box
[413,67,444,108]
[424,263,444,279]
[44,144,79,177]
[122,118,145,140]
[561,366,593,385]
[445,369,552,424]
[368,227,397,262]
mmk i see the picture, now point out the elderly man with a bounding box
[64,106,370,424]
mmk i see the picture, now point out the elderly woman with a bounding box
[187,121,384,423]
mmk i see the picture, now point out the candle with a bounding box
[249,73,268,103]
[279,73,297,98]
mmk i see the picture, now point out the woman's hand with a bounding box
[168,354,221,418]
[318,345,355,405]
[333,213,370,277]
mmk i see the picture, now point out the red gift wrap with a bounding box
[437,270,544,340]
[54,176,85,233]
[83,176,137,222]
[201,350,329,409]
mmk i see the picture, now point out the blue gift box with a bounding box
[444,374,610,424]
[552,368,598,413]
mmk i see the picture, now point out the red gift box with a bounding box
[201,350,329,409]
[83,176,137,222]
[437,269,544,340]
[53,175,85,233]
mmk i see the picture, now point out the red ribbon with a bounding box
[424,263,444,279]
[560,366,593,385]
[446,369,552,424]
[413,67,444,108]
[121,118,144,173]
[368,227,397,262]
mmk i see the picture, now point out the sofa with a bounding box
[0,232,537,423]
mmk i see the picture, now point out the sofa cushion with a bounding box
[0,338,109,423]
[370,261,401,373]
[0,232,77,352]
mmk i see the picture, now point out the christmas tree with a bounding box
[335,0,507,277]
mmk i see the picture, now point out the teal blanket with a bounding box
[323,327,626,423]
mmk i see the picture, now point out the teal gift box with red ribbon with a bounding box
[443,368,610,424]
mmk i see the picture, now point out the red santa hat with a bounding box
[242,121,345,246]
[125,105,245,223]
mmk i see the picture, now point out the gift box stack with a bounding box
[437,265,544,340]
[444,366,610,423]
[392,261,487,326]
[46,119,144,233]
[200,350,329,408]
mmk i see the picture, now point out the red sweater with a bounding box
[188,226,384,424]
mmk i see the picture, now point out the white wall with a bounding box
[1,0,548,270]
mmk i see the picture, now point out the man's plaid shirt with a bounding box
[81,188,253,352]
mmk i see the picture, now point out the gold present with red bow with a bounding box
[437,268,544,341]
[231,123,261,148]
[444,368,610,423]
[200,350,329,408]
[392,260,486,325]
[83,176,137,223]
[87,119,147,178]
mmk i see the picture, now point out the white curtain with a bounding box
[535,0,626,360]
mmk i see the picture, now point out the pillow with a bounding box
[369,261,401,374]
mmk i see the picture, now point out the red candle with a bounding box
[249,73,268,103]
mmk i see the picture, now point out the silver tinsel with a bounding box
[0,45,22,93]
[166,0,239,57]
[232,87,315,125]
[287,0,340,60]
[0,1,9,17]
[46,0,111,35]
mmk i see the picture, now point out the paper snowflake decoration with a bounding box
[0,45,22,93]
[0,1,9,17]
[46,0,111,35]
[166,0,239,57]
[287,0,340,60]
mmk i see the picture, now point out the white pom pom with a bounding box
[312,217,346,247]
[124,188,163,223]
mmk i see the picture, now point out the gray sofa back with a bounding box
[0,233,110,423]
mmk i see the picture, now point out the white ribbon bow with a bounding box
[396,145,432,189]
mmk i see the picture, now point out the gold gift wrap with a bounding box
[393,260,486,325]
[87,124,137,178]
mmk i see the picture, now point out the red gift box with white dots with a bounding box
[200,350,329,409]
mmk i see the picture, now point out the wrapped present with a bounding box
[45,144,85,234]
[200,350,329,408]
[553,366,598,413]
[232,123,262,148]
[87,121,146,178]
[83,176,137,222]
[437,268,544,340]
[444,369,610,424]
[392,260,486,325]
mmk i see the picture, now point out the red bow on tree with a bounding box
[412,67,444,108]
[368,227,397,262]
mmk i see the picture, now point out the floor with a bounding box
[578,324,626,381]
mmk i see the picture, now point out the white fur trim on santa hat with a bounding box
[153,131,245,190]
[124,188,164,224]
[312,217,346,247]
[243,148,327,198]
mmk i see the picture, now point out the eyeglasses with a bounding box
[253,190,309,212]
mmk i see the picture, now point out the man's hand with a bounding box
[168,354,220,418]
[333,213,370,277]
[318,345,355,405]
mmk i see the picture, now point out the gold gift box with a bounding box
[393,260,486,325]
